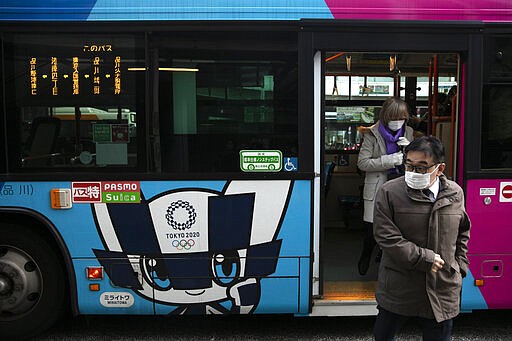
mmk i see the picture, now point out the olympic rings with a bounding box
[171,239,195,250]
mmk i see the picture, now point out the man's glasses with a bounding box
[404,163,438,174]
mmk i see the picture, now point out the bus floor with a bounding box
[322,223,378,301]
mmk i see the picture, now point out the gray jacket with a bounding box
[357,122,414,222]
[373,175,471,322]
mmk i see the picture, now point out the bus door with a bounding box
[312,43,463,315]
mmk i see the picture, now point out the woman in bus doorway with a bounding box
[356,97,414,275]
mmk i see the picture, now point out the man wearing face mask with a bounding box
[372,136,470,341]
[357,97,414,275]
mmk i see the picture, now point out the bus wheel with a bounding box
[0,224,67,339]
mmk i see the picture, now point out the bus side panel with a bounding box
[0,180,311,315]
[462,179,512,311]
[148,179,311,315]
[0,181,153,314]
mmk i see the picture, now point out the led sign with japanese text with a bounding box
[28,43,122,97]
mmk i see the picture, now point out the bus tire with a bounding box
[0,224,67,340]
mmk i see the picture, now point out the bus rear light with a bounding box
[475,279,484,287]
[50,189,72,209]
[86,266,104,280]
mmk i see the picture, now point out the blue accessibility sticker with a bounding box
[283,157,298,172]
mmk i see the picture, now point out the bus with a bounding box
[1,1,512,339]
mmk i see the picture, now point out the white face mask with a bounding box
[387,120,405,131]
[404,165,439,190]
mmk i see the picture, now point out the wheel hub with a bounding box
[0,273,12,295]
[0,246,42,318]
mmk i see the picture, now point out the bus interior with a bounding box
[321,51,460,304]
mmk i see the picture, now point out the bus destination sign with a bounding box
[28,44,121,97]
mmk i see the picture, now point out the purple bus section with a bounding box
[0,0,511,21]
[325,0,512,21]
[465,179,512,309]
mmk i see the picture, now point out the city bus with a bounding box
[1,1,512,339]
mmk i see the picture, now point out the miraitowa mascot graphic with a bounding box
[92,180,292,314]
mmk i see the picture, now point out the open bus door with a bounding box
[312,48,461,316]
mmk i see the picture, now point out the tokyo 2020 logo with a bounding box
[165,200,197,230]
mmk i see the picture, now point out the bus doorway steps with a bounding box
[322,280,376,301]
[311,296,378,316]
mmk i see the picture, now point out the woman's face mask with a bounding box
[387,120,405,131]
[405,164,440,190]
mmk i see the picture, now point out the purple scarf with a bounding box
[378,122,404,154]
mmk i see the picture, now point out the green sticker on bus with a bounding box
[102,191,140,203]
[239,150,282,172]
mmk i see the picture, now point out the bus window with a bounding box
[3,34,144,170]
[156,31,298,173]
[489,35,512,79]
[482,85,512,169]
[482,34,512,169]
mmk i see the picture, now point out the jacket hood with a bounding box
[357,123,378,135]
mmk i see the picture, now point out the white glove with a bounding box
[381,151,403,167]
[397,137,410,147]
[391,151,404,165]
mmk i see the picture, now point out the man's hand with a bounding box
[432,253,445,273]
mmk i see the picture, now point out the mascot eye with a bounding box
[212,251,240,286]
[140,256,172,291]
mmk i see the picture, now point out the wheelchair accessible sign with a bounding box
[240,150,282,172]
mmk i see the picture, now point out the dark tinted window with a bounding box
[3,34,145,170]
[489,35,512,80]
[156,32,298,173]
[481,86,512,169]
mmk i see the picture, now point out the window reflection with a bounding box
[4,34,143,170]
[158,34,298,173]
[482,86,512,168]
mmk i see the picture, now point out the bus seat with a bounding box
[22,116,61,167]
[324,161,336,197]
[337,186,363,229]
